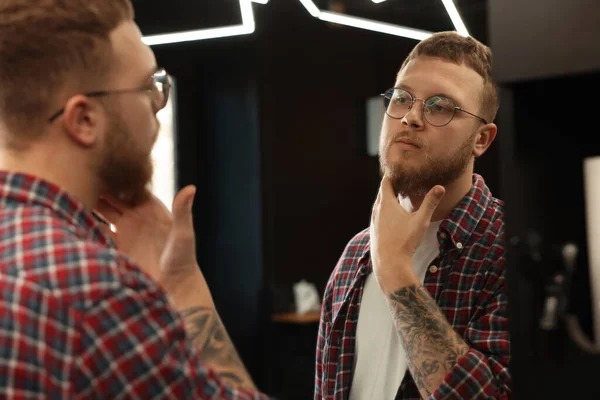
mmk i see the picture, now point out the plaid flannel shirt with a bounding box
[0,171,270,400]
[314,174,511,399]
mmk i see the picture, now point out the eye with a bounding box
[425,96,454,113]
[393,90,412,105]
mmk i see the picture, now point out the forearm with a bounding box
[387,284,469,399]
[164,269,257,391]
[180,306,257,390]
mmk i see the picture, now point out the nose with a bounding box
[402,98,425,130]
[150,92,162,114]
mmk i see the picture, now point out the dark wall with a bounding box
[489,0,600,83]
[497,71,600,400]
[256,0,386,298]
[490,0,600,398]
[150,37,265,377]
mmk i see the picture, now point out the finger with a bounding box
[374,186,382,208]
[417,185,445,223]
[172,185,196,227]
[380,175,396,204]
[371,184,382,221]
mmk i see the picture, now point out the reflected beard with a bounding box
[380,133,475,198]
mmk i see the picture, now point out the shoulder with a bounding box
[2,207,159,309]
[342,227,371,259]
[325,227,370,293]
[478,195,505,250]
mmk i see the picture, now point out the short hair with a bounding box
[400,31,499,123]
[0,0,134,137]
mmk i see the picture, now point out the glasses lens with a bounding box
[424,95,456,126]
[383,89,412,119]
[153,69,171,109]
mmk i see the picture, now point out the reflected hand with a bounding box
[369,175,445,293]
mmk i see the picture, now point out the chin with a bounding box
[385,156,421,173]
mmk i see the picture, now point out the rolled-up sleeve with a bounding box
[431,275,510,400]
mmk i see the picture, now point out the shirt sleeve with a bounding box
[71,278,272,400]
[431,264,511,400]
[314,274,334,400]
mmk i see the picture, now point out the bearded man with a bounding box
[314,31,510,400]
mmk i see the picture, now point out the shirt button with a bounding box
[429,265,438,273]
[440,232,447,239]
[456,242,463,249]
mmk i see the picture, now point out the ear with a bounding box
[61,95,104,148]
[473,123,497,157]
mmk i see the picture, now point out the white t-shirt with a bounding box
[349,197,442,400]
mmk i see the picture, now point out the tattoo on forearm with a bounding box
[180,307,256,390]
[388,285,469,397]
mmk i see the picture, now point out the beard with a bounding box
[380,132,475,198]
[98,107,154,207]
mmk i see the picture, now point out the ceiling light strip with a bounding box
[298,0,321,17]
[440,0,469,36]
[142,0,467,46]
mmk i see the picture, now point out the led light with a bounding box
[298,0,321,17]
[441,0,469,36]
[143,25,254,46]
[141,0,469,46]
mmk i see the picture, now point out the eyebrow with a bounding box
[394,84,460,106]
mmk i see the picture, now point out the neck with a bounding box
[408,170,473,222]
[0,145,100,210]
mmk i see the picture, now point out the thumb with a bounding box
[417,185,445,223]
[172,185,196,227]
[380,175,396,204]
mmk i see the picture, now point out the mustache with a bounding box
[389,132,425,148]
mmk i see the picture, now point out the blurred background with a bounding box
[133,0,600,398]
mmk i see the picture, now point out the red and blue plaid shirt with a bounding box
[0,171,270,400]
[315,174,511,399]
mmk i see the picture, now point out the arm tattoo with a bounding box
[388,285,469,397]
[180,307,257,390]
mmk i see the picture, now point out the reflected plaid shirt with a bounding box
[0,171,270,400]
[314,174,511,399]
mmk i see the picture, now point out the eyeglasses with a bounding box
[381,88,488,127]
[48,68,172,122]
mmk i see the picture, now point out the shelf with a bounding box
[272,311,321,324]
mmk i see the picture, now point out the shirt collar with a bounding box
[438,174,493,249]
[0,170,112,246]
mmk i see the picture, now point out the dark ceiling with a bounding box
[131,0,243,35]
[132,0,488,43]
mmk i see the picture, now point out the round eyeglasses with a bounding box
[48,68,172,122]
[381,88,488,127]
